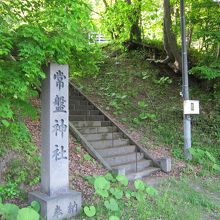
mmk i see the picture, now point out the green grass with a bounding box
[0,122,40,201]
[72,46,220,219]
[157,176,220,220]
[81,174,220,220]
[72,46,220,173]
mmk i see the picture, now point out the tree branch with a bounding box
[102,0,109,8]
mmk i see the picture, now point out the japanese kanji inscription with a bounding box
[29,64,81,220]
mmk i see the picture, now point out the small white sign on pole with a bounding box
[184,100,200,114]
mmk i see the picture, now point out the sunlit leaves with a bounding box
[102,0,134,41]
[104,198,119,211]
[134,179,145,191]
[116,175,128,186]
[0,0,100,129]
[84,206,96,217]
[83,174,159,219]
[94,176,110,198]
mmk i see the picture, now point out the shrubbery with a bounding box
[0,0,102,200]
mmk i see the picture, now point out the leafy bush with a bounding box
[0,123,40,200]
[190,60,220,80]
[101,0,134,42]
[189,148,220,173]
[0,0,101,200]
[0,0,101,127]
[0,199,40,220]
[82,173,160,219]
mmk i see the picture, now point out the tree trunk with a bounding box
[187,26,193,49]
[217,44,220,58]
[102,0,109,8]
[163,0,181,71]
[126,0,142,42]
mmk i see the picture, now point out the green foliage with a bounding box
[0,123,40,200]
[94,176,110,198]
[146,185,159,196]
[134,179,145,191]
[189,148,220,173]
[0,203,19,220]
[30,201,40,214]
[98,0,220,80]
[0,0,101,128]
[84,206,96,217]
[185,0,220,52]
[76,47,220,175]
[101,0,133,41]
[104,198,119,211]
[138,100,148,108]
[108,92,128,115]
[0,200,40,220]
[115,175,128,186]
[190,60,220,80]
[82,174,220,219]
[109,216,120,220]
[0,0,102,201]
[83,153,92,161]
[100,0,161,42]
[169,177,220,211]
[0,183,21,200]
[109,188,123,200]
[132,112,157,125]
[82,174,161,219]
[153,76,172,85]
[17,208,39,220]
[76,147,81,153]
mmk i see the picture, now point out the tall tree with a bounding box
[102,0,142,42]
[126,0,142,42]
[162,0,181,71]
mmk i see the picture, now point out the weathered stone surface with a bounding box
[159,157,172,173]
[68,82,162,181]
[29,190,81,220]
[126,167,160,180]
[29,63,81,220]
[41,64,69,196]
[112,159,152,173]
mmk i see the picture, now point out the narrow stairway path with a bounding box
[69,82,161,180]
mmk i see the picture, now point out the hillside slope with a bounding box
[72,47,220,174]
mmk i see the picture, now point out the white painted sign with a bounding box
[184,100,200,115]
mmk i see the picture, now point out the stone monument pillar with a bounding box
[29,63,81,220]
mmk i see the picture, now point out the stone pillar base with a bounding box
[29,190,81,220]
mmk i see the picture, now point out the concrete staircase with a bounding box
[69,82,160,180]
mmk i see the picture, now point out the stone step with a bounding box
[69,95,85,100]
[83,132,123,141]
[104,152,144,167]
[72,121,111,128]
[69,104,95,111]
[71,100,90,106]
[126,167,160,180]
[69,84,161,181]
[97,145,136,157]
[69,115,105,121]
[78,126,118,134]
[112,159,152,173]
[69,88,79,93]
[69,110,100,115]
[69,89,82,96]
[101,121,112,127]
[90,139,130,149]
